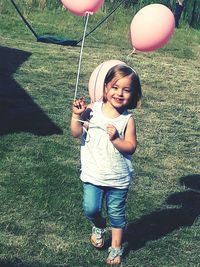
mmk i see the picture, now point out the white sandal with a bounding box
[106,246,124,265]
[91,226,106,248]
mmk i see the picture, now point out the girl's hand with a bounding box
[72,97,87,116]
[106,124,119,141]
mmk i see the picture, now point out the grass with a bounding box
[0,3,200,267]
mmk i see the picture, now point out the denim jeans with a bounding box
[83,182,128,228]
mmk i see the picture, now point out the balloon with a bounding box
[88,60,126,102]
[61,0,105,16]
[130,4,175,52]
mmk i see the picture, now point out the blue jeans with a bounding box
[83,182,128,228]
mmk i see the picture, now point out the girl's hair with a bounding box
[103,64,142,109]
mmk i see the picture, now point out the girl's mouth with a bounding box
[113,97,124,103]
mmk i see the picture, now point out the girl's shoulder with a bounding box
[122,109,134,120]
[90,101,103,113]
[92,101,102,107]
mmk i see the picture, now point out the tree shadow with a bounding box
[0,46,62,136]
[124,174,200,255]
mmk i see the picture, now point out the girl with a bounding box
[70,64,142,265]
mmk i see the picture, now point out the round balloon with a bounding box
[61,0,105,16]
[130,4,175,52]
[88,60,126,102]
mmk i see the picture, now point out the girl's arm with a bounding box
[107,116,137,155]
[70,113,83,138]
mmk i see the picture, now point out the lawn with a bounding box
[0,3,200,267]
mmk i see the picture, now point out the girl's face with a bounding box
[104,74,133,109]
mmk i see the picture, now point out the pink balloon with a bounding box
[130,4,175,52]
[88,60,126,102]
[61,0,105,16]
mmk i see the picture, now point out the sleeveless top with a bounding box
[80,102,134,189]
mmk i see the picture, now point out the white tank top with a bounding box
[80,102,134,189]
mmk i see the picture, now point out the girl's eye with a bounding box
[124,89,131,93]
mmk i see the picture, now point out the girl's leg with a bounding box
[83,183,106,228]
[83,183,106,247]
[111,228,123,248]
[106,187,128,264]
[105,228,123,264]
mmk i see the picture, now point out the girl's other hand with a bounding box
[107,124,119,141]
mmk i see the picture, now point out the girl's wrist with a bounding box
[110,136,120,143]
[72,113,81,119]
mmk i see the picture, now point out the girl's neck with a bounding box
[102,102,125,118]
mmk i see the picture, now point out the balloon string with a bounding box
[74,12,90,101]
[72,117,106,132]
[127,48,136,59]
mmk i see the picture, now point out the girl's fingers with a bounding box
[73,100,81,109]
[73,97,86,109]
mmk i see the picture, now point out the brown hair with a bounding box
[103,64,142,109]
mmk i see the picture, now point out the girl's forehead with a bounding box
[111,75,132,87]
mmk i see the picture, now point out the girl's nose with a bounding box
[117,88,123,96]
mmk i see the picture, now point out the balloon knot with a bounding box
[127,48,137,58]
[132,47,136,54]
[85,11,93,15]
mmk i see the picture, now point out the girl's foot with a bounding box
[106,246,123,265]
[91,226,105,248]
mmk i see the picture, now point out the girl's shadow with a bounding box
[124,174,200,255]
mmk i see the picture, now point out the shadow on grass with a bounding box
[0,260,60,267]
[124,174,200,255]
[0,46,62,136]
[0,260,34,267]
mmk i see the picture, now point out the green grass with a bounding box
[0,5,200,267]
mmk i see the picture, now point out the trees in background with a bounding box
[105,0,200,27]
[1,0,199,28]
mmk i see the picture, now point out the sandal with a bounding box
[106,246,124,265]
[91,226,106,248]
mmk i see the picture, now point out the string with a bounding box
[126,48,136,60]
[72,116,106,143]
[74,12,90,101]
[72,117,106,132]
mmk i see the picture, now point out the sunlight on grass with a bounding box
[0,4,200,267]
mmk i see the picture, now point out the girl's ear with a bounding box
[104,83,108,92]
[103,84,108,102]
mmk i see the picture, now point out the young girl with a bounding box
[70,64,142,265]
